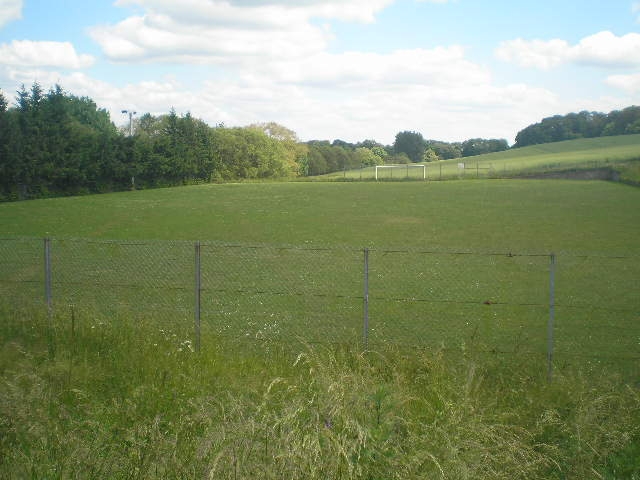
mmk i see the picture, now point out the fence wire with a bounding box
[367,249,551,356]
[199,243,363,343]
[0,238,638,373]
[0,237,43,308]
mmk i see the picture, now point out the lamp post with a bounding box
[121,109,137,136]
[122,110,137,189]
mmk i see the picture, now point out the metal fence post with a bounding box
[44,237,55,358]
[44,237,52,315]
[363,248,370,350]
[547,253,556,382]
[195,241,201,353]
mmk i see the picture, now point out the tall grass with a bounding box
[1,305,639,479]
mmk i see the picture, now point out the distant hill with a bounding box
[321,134,640,184]
[514,106,640,148]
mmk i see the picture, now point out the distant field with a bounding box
[321,134,640,182]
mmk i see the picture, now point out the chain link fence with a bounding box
[1,237,638,376]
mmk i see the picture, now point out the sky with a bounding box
[0,0,639,145]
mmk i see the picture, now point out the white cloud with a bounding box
[86,0,547,143]
[3,59,635,146]
[606,72,640,93]
[0,66,204,120]
[574,31,640,67]
[90,0,400,64]
[0,0,22,28]
[0,27,581,146]
[496,31,640,69]
[309,83,560,144]
[90,12,329,64]
[3,0,631,145]
[261,46,490,89]
[114,0,394,24]
[495,38,569,70]
[0,40,95,69]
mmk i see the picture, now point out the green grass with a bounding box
[0,180,638,371]
[322,134,640,182]
[1,177,639,476]
[1,307,639,479]
[1,179,639,253]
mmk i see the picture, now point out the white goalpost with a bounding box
[375,164,426,181]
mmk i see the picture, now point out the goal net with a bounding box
[375,164,426,180]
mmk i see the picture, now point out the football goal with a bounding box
[375,164,426,180]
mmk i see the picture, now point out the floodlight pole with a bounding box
[121,109,137,137]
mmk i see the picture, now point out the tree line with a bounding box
[0,84,308,200]
[0,83,506,199]
[514,107,640,147]
[2,83,639,200]
[304,134,510,175]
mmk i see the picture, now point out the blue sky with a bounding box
[1,0,639,144]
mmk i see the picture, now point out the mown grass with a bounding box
[1,179,639,254]
[321,134,640,182]
[1,305,639,479]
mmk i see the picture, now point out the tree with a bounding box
[250,122,304,176]
[423,148,440,162]
[332,139,353,149]
[355,147,382,167]
[393,131,426,163]
[0,90,7,113]
[371,146,389,164]
[387,152,411,164]
[513,107,638,147]
[461,138,509,157]
[0,83,131,197]
[211,126,298,180]
[428,141,462,159]
[11,83,47,195]
[306,146,328,176]
[293,143,310,176]
[249,122,298,142]
[356,139,383,150]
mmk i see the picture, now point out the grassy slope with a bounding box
[1,180,639,254]
[323,134,640,181]
[452,133,640,170]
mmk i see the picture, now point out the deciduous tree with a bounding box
[393,131,426,163]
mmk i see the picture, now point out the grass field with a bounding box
[1,179,639,253]
[321,134,640,182]
[1,178,639,477]
[0,179,638,363]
